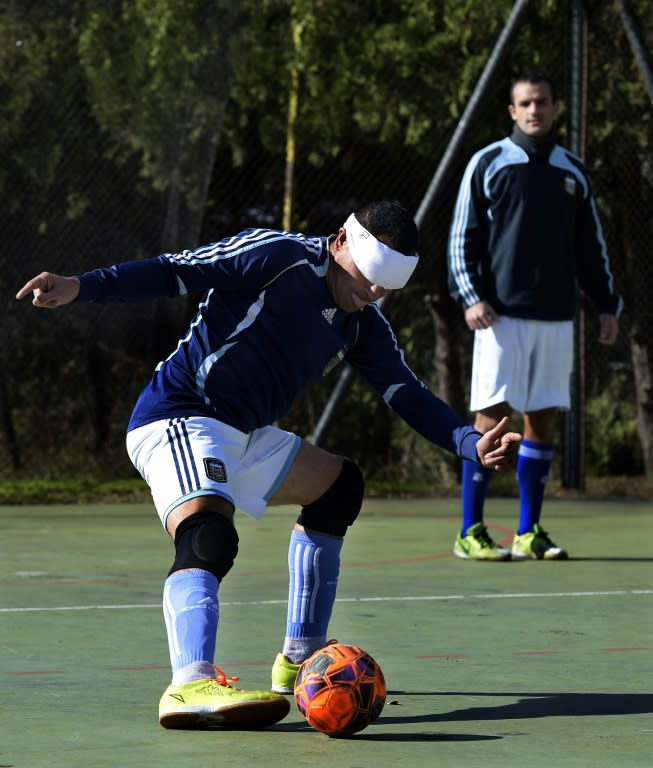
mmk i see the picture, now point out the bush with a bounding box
[584,368,643,476]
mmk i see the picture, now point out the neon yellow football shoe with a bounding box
[159,666,290,729]
[270,653,301,694]
[511,524,568,560]
[453,522,511,561]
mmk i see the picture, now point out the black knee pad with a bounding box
[169,509,239,581]
[296,458,364,537]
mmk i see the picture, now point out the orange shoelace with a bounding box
[213,665,240,687]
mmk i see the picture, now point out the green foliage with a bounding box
[78,0,247,205]
[2,0,652,487]
[585,369,643,476]
[0,1,85,215]
[228,0,517,161]
[0,478,150,505]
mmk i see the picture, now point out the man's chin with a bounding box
[524,125,549,137]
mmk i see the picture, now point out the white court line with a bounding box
[1,589,651,614]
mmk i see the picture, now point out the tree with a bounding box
[78,0,252,250]
[2,0,651,484]
[585,0,653,476]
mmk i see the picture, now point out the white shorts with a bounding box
[470,317,573,413]
[126,416,301,528]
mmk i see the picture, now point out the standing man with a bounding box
[17,200,520,729]
[448,72,622,562]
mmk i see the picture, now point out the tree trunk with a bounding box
[0,359,20,470]
[619,151,653,477]
[425,254,469,485]
[630,328,653,476]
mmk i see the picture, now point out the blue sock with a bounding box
[461,460,493,535]
[163,568,219,684]
[517,439,553,534]
[283,529,342,663]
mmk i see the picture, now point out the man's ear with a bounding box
[334,227,347,249]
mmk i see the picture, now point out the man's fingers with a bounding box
[16,273,54,301]
[16,279,41,300]
[485,416,509,442]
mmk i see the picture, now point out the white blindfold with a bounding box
[344,213,419,289]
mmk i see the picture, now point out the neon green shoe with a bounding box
[271,653,301,694]
[159,667,290,729]
[453,522,511,561]
[511,524,568,560]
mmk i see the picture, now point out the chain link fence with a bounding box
[2,1,651,490]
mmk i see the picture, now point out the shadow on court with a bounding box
[269,691,653,743]
[382,691,653,720]
[271,720,502,742]
[320,732,502,743]
[565,557,653,563]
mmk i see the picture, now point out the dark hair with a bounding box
[354,200,418,256]
[510,72,557,104]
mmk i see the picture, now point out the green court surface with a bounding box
[1,497,651,768]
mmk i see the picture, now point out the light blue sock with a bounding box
[517,439,553,534]
[163,568,219,684]
[283,529,342,664]
[461,459,493,535]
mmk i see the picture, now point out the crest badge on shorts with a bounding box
[204,458,228,483]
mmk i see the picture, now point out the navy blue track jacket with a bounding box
[448,126,622,320]
[75,227,483,463]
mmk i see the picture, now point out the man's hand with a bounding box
[598,313,618,346]
[476,416,521,470]
[16,272,80,308]
[464,301,498,331]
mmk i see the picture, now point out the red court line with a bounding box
[7,669,65,676]
[3,578,131,588]
[4,521,514,584]
[8,645,650,677]
[601,646,650,652]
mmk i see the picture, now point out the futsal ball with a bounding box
[294,642,386,737]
